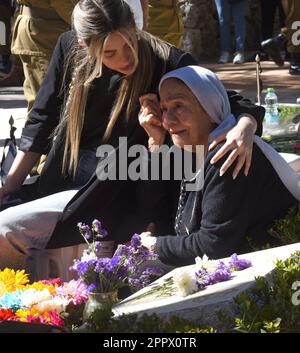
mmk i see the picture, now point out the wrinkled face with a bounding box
[102,30,138,75]
[160,78,215,150]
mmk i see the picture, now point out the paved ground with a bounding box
[204,60,300,104]
[0,59,299,150]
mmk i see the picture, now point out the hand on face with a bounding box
[138,94,166,151]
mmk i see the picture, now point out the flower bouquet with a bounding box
[172,254,252,297]
[70,220,164,294]
[0,269,88,331]
[69,220,164,326]
[0,219,164,332]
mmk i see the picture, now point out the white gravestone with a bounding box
[114,243,300,328]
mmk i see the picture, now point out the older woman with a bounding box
[138,66,299,267]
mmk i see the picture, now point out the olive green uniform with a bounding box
[11,1,78,113]
[281,0,300,54]
[148,0,184,48]
[0,1,13,56]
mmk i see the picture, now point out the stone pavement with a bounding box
[203,60,300,104]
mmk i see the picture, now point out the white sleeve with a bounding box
[124,0,144,30]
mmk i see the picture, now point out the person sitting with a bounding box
[0,0,264,277]
[138,65,299,267]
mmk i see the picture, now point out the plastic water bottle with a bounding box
[264,87,280,127]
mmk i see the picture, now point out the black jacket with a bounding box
[17,31,265,248]
[141,144,298,267]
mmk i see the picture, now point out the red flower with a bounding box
[0,308,17,321]
[39,278,62,286]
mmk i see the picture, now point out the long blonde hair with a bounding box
[57,0,170,177]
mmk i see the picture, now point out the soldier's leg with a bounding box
[281,0,300,53]
[19,54,51,114]
[148,1,184,48]
[281,0,300,74]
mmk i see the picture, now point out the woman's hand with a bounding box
[139,94,166,152]
[140,231,157,251]
[208,115,257,179]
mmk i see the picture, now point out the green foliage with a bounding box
[80,310,215,333]
[232,251,300,333]
[247,205,300,251]
[278,104,300,125]
[266,135,300,155]
[268,205,300,245]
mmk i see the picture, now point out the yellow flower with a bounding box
[0,268,29,292]
[26,282,57,295]
[15,308,42,322]
[0,282,5,297]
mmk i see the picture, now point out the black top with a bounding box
[143,144,298,267]
[17,31,265,248]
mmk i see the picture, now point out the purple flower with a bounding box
[73,222,164,293]
[76,259,97,276]
[142,267,165,277]
[104,256,122,273]
[92,219,108,238]
[95,241,102,252]
[130,234,142,249]
[128,278,142,288]
[114,244,130,257]
[87,283,100,292]
[208,265,232,284]
[229,254,252,271]
[77,222,93,240]
[95,258,110,272]
[196,261,232,287]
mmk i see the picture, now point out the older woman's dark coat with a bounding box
[16,31,265,249]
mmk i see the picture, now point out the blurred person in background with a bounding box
[0,0,23,87]
[148,0,184,48]
[261,0,300,75]
[11,0,79,114]
[215,0,247,64]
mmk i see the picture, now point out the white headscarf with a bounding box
[159,65,300,201]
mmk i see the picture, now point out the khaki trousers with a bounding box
[148,0,184,48]
[19,54,51,114]
[281,0,300,53]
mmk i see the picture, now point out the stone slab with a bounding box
[114,243,300,327]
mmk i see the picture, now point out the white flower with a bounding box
[80,249,98,263]
[34,296,69,314]
[20,289,52,308]
[173,269,197,297]
[195,254,218,273]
